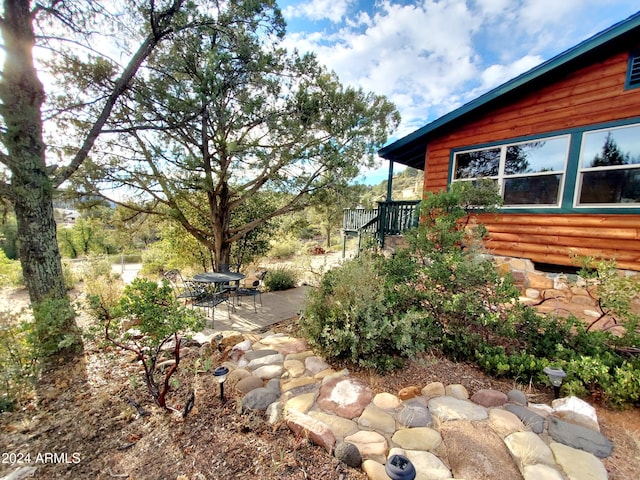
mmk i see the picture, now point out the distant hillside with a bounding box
[361,167,423,206]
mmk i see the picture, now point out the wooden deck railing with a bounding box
[342,200,420,250]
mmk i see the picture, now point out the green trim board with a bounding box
[445,117,640,214]
[379,11,640,168]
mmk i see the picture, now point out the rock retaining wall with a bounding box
[494,255,638,308]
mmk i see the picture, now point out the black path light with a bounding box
[213,366,229,403]
[543,366,567,399]
[385,454,416,480]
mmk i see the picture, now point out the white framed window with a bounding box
[576,123,640,206]
[453,135,569,207]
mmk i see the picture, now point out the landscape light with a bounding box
[385,454,416,480]
[543,366,566,399]
[213,366,229,403]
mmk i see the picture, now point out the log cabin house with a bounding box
[373,11,640,281]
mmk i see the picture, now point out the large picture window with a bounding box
[577,124,640,206]
[453,136,569,206]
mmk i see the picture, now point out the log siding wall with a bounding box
[422,49,640,271]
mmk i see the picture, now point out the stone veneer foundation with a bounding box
[494,255,638,307]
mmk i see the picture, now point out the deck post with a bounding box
[342,231,347,258]
[386,159,394,201]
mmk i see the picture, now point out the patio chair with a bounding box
[219,263,241,299]
[193,287,232,323]
[163,269,206,305]
[235,270,266,313]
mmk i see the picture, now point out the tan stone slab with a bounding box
[439,421,521,480]
[374,392,402,410]
[309,411,359,439]
[504,431,555,472]
[285,392,317,414]
[281,376,316,393]
[285,409,335,453]
[550,442,608,480]
[392,427,442,451]
[283,359,306,378]
[362,459,389,480]
[358,405,397,433]
[488,408,525,438]
[344,430,388,464]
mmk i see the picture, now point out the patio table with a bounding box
[192,272,246,284]
[191,272,246,319]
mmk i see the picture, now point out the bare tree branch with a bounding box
[52,0,185,187]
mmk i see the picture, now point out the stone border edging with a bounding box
[202,331,612,480]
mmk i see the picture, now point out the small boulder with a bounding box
[242,387,279,412]
[334,441,362,468]
[421,382,445,399]
[471,389,508,407]
[445,383,469,399]
[235,375,264,394]
[504,404,545,434]
[398,386,421,400]
[547,416,613,458]
[507,389,528,406]
[317,377,373,419]
[286,410,335,453]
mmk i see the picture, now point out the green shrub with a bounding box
[608,360,640,407]
[300,183,640,406]
[62,261,79,290]
[575,257,640,349]
[0,310,37,412]
[301,255,433,371]
[0,249,22,287]
[29,297,83,358]
[83,268,126,338]
[140,242,172,276]
[268,235,302,259]
[264,268,297,291]
[86,278,206,410]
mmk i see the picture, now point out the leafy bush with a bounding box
[86,278,205,411]
[83,268,126,339]
[29,297,83,359]
[300,181,640,406]
[575,257,640,347]
[0,310,37,412]
[301,255,433,371]
[140,241,174,276]
[62,261,80,290]
[264,268,297,291]
[268,236,302,259]
[0,249,22,287]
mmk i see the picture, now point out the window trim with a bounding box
[574,123,640,208]
[447,117,640,214]
[451,134,570,209]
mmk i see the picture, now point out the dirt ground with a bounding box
[1,287,639,480]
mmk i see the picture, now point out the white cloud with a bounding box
[283,0,356,23]
[282,0,639,142]
[283,0,483,135]
[479,54,544,91]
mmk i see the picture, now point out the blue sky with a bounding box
[277,1,640,184]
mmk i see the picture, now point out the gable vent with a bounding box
[628,52,640,88]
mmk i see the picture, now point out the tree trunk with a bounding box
[0,0,81,354]
[212,224,232,272]
[210,180,232,271]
